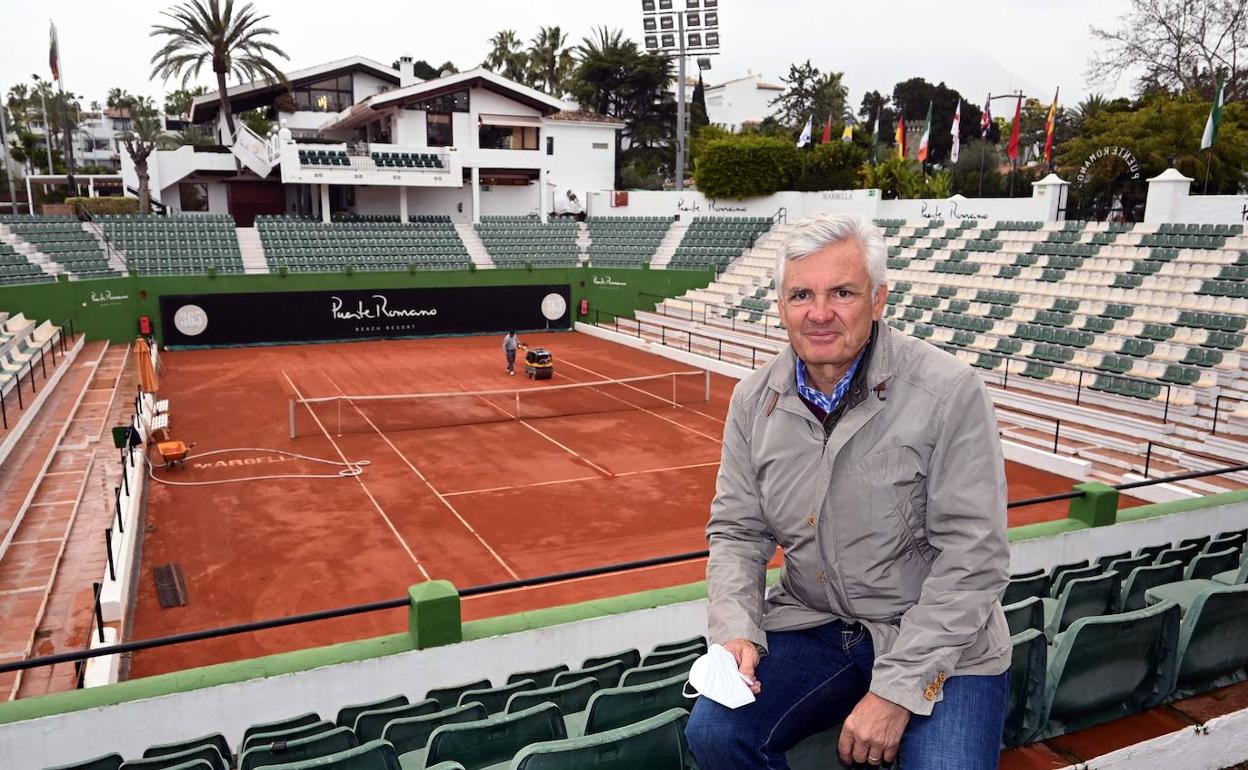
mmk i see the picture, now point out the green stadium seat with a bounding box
[1104,553,1152,583]
[354,699,441,742]
[427,679,492,711]
[1003,596,1045,636]
[641,642,704,668]
[1004,629,1046,747]
[382,703,488,758]
[43,754,124,770]
[420,703,566,770]
[265,740,402,770]
[238,727,358,770]
[142,735,231,764]
[506,665,571,690]
[1037,600,1180,739]
[460,679,538,715]
[552,660,625,691]
[1048,561,1094,597]
[242,720,337,753]
[1119,561,1185,612]
[337,695,409,729]
[619,653,699,687]
[119,745,226,770]
[1002,570,1049,606]
[1157,584,1248,697]
[1155,543,1201,570]
[1041,572,1119,639]
[505,677,600,718]
[509,708,689,770]
[1184,547,1241,582]
[581,672,690,737]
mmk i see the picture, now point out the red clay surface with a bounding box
[129,332,1086,678]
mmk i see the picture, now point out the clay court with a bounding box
[130,331,1101,677]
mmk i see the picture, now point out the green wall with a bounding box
[0,266,715,346]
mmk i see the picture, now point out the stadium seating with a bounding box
[99,214,243,275]
[0,240,52,285]
[257,216,470,272]
[667,216,772,271]
[297,148,351,166]
[585,216,673,267]
[475,216,579,268]
[1,215,117,278]
[369,151,445,170]
[510,708,689,770]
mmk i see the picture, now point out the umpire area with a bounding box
[130,331,1098,678]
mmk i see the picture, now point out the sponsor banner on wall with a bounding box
[159,284,571,346]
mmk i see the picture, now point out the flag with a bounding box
[49,22,60,81]
[980,98,992,138]
[1043,88,1059,163]
[841,119,854,143]
[1006,96,1022,162]
[916,101,933,162]
[1202,78,1225,150]
[950,100,962,164]
[821,116,832,144]
[870,107,880,161]
[797,115,813,148]
[895,113,907,159]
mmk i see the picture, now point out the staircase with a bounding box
[650,220,689,269]
[576,222,591,264]
[455,223,494,268]
[82,221,128,273]
[0,225,59,277]
[235,227,269,273]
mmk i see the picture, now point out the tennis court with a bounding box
[129,331,1085,677]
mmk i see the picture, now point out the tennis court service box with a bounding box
[159,285,571,346]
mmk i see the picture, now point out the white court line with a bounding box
[10,537,62,546]
[555,359,724,445]
[325,375,520,581]
[446,461,721,498]
[28,501,76,507]
[464,389,615,478]
[281,371,430,580]
[459,554,711,601]
[613,460,720,477]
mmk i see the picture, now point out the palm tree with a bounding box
[118,97,169,214]
[528,26,574,96]
[482,29,528,84]
[150,0,288,142]
[106,88,132,109]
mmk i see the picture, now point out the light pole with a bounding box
[641,0,720,191]
[33,75,54,174]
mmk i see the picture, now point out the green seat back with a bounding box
[1104,554,1151,583]
[581,649,640,671]
[426,703,566,770]
[119,745,226,770]
[510,708,689,770]
[255,739,401,770]
[1051,573,1119,633]
[641,641,705,667]
[653,639,706,657]
[382,703,488,756]
[1004,629,1046,747]
[1155,544,1201,569]
[1002,572,1049,606]
[506,676,599,715]
[1185,548,1240,582]
[553,660,624,691]
[584,672,690,735]
[1174,584,1248,692]
[619,653,699,687]
[507,664,570,689]
[242,720,337,753]
[1050,564,1102,598]
[42,753,124,770]
[427,679,491,711]
[459,678,538,715]
[1003,596,1044,637]
[1120,562,1184,612]
[142,735,230,764]
[354,698,440,743]
[241,712,322,748]
[238,727,358,770]
[336,694,408,729]
[1041,600,1179,739]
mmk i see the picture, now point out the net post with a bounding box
[704,369,711,403]
[515,390,520,419]
[289,399,296,439]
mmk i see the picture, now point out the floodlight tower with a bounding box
[640,0,721,191]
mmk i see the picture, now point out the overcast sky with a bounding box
[2,0,1138,113]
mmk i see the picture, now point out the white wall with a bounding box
[705,76,783,131]
[875,194,1052,222]
[544,122,618,213]
[586,188,880,220]
[353,72,394,104]
[353,184,476,221]
[479,182,542,217]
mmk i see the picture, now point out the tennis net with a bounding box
[289,370,711,438]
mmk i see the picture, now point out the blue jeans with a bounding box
[685,621,1008,769]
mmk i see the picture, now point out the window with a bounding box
[593,142,610,149]
[687,12,701,25]
[688,33,702,47]
[479,124,539,150]
[546,136,554,155]
[427,113,453,146]
[643,17,657,32]
[405,89,469,113]
[179,183,209,212]
[112,118,132,131]
[293,74,354,112]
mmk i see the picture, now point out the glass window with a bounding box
[642,0,655,10]
[547,136,554,155]
[427,113,453,146]
[660,15,674,29]
[179,183,209,212]
[643,17,657,32]
[688,33,702,47]
[687,12,701,26]
[661,33,676,48]
[592,142,610,149]
[406,89,469,113]
[644,35,659,51]
[704,11,718,26]
[479,124,539,150]
[292,73,354,112]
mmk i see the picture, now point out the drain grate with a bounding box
[153,563,187,608]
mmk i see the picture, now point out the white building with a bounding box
[122,57,623,225]
[704,73,784,132]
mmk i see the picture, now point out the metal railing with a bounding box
[74,202,129,271]
[0,323,70,431]
[4,458,1247,678]
[591,308,780,370]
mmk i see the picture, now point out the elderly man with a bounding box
[686,213,1011,769]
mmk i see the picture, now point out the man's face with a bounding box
[778,239,887,372]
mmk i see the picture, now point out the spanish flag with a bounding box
[895,114,907,159]
[1043,88,1059,163]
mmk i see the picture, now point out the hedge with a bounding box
[65,196,140,216]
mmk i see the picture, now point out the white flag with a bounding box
[797,116,813,148]
[950,101,962,164]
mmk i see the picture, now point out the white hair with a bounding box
[774,213,888,296]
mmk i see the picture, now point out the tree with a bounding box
[150,0,289,141]
[106,88,134,109]
[483,29,529,84]
[890,77,982,165]
[693,134,803,198]
[118,96,168,214]
[858,90,896,148]
[859,156,925,199]
[768,60,847,132]
[164,85,209,117]
[691,72,710,133]
[239,106,272,136]
[793,141,869,191]
[1089,0,1248,100]
[946,140,1003,197]
[527,26,575,96]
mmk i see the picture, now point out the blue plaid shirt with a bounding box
[795,351,865,419]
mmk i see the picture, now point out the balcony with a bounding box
[279,143,460,188]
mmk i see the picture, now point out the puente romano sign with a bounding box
[1077,145,1142,184]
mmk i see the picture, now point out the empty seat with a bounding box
[581,649,640,671]
[1213,559,1248,585]
[619,653,699,687]
[1002,570,1049,606]
[241,712,322,749]
[582,672,690,736]
[1049,564,1103,598]
[354,698,441,742]
[1037,600,1180,739]
[506,676,599,717]
[383,703,488,758]
[1161,584,1248,697]
[238,727,358,770]
[460,679,538,715]
[119,745,226,770]
[1154,543,1201,569]
[267,740,402,770]
[242,720,337,753]
[510,708,689,770]
[1185,547,1240,581]
[421,703,566,770]
[427,680,492,711]
[1120,561,1185,612]
[1041,572,1119,639]
[651,636,706,655]
[507,665,570,689]
[1003,630,1046,747]
[43,754,124,770]
[1003,596,1045,636]
[142,735,231,764]
[1137,543,1169,561]
[1104,553,1152,582]
[552,660,624,691]
[641,642,705,668]
[337,695,409,729]
[1094,551,1132,569]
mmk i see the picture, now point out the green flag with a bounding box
[917,101,933,162]
[870,107,880,162]
[1202,78,1225,150]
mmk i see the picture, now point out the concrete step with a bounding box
[454,223,494,268]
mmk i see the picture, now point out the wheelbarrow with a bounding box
[156,440,192,469]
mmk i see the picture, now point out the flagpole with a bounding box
[978,92,988,197]
[38,87,54,174]
[1204,149,1214,194]
[52,22,77,193]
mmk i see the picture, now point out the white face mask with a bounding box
[682,644,757,709]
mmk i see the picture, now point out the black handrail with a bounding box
[75,203,129,271]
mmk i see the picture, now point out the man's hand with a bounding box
[837,692,910,765]
[722,638,762,695]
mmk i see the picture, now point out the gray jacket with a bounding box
[706,322,1011,716]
